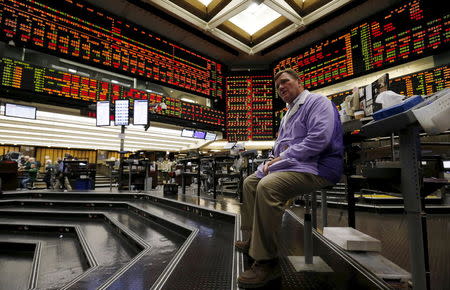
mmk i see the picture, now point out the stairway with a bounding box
[95,174,114,188]
[0,192,238,289]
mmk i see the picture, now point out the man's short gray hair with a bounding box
[274,68,300,81]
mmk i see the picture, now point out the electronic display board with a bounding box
[114,99,129,126]
[133,99,148,125]
[181,129,194,138]
[0,0,224,99]
[389,65,450,96]
[96,101,110,126]
[274,0,450,90]
[181,102,225,126]
[205,132,217,141]
[226,75,273,141]
[0,57,225,127]
[5,103,36,119]
[326,65,450,109]
[193,130,206,139]
[273,108,287,134]
[326,90,353,110]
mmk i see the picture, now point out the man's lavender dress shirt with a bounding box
[256,90,344,184]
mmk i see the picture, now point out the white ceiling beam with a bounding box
[106,0,356,56]
[208,28,253,54]
[146,0,208,28]
[141,0,349,55]
[208,0,253,28]
[144,0,254,53]
[303,0,352,25]
[251,23,305,54]
[264,0,303,25]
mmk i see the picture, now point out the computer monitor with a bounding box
[114,99,129,126]
[193,130,206,139]
[364,73,389,115]
[443,160,450,171]
[181,128,194,138]
[133,99,148,125]
[96,101,110,126]
[205,132,217,141]
[5,103,36,119]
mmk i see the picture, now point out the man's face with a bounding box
[275,72,303,104]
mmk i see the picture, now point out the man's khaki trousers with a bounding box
[241,172,331,261]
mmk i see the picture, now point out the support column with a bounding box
[399,125,430,290]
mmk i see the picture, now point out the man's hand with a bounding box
[263,156,281,175]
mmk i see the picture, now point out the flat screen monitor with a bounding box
[5,103,36,119]
[96,101,110,126]
[205,132,217,141]
[181,128,194,137]
[193,130,206,139]
[364,73,389,115]
[443,160,450,170]
[114,99,129,126]
[133,99,148,125]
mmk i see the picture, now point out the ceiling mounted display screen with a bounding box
[274,0,449,90]
[5,103,36,119]
[114,99,129,126]
[133,100,148,125]
[0,0,224,99]
[181,128,194,138]
[96,101,110,126]
[193,130,206,139]
[205,132,217,141]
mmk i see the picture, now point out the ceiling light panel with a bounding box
[0,111,204,152]
[228,3,281,35]
[197,0,213,6]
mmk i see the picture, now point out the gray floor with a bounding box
[0,189,237,289]
[2,186,449,289]
[0,248,34,290]
[290,206,450,290]
[149,185,450,290]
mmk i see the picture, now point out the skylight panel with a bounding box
[229,3,281,35]
[197,0,213,6]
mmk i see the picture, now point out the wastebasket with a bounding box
[74,179,92,190]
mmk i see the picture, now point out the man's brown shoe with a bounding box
[237,260,281,288]
[234,239,250,254]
